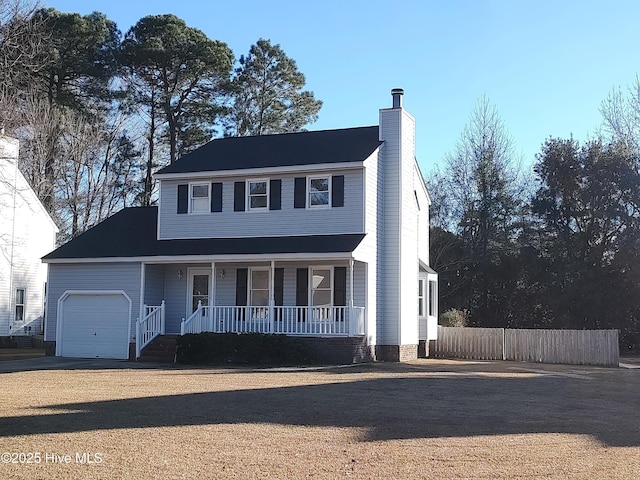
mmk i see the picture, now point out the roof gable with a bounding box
[156,126,381,175]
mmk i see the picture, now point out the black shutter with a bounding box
[294,177,306,208]
[234,181,245,211]
[334,267,347,306]
[296,268,308,305]
[177,184,188,214]
[211,182,223,212]
[269,179,281,210]
[235,268,248,306]
[296,268,308,322]
[274,268,284,306]
[332,175,344,207]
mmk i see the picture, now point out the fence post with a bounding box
[502,328,506,361]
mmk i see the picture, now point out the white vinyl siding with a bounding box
[377,107,420,346]
[0,137,57,336]
[157,169,364,239]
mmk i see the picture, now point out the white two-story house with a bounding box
[1,134,58,340]
[42,89,438,362]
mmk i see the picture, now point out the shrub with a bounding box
[439,308,469,327]
[175,332,318,366]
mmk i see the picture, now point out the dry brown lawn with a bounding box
[0,357,639,479]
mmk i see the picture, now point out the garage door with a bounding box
[58,292,130,359]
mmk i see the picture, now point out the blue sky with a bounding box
[46,0,640,174]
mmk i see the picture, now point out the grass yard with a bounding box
[0,358,639,479]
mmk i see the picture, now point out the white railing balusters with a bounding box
[136,300,166,359]
[178,305,364,338]
[178,305,363,337]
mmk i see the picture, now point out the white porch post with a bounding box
[160,300,166,335]
[210,261,216,332]
[139,262,146,328]
[269,260,275,333]
[349,258,354,336]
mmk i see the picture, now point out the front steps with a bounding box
[138,335,178,363]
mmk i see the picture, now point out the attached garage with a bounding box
[56,291,131,359]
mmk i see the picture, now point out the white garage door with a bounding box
[58,292,130,359]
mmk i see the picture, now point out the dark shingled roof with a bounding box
[42,207,366,260]
[156,126,381,174]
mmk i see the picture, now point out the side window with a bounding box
[190,184,209,213]
[418,279,425,317]
[247,179,269,211]
[15,288,25,322]
[428,280,437,317]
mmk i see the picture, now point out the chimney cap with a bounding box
[391,88,404,108]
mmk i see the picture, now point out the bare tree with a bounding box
[600,76,640,153]
[0,0,50,130]
[428,96,526,325]
[54,108,140,240]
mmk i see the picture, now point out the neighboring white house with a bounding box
[42,89,438,362]
[0,135,58,338]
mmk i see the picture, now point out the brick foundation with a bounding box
[375,344,418,362]
[44,341,56,356]
[297,336,375,364]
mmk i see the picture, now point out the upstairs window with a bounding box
[295,175,344,209]
[308,177,330,208]
[15,288,25,322]
[247,179,269,210]
[190,184,209,213]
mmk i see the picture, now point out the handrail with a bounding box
[136,300,165,358]
[181,301,204,335]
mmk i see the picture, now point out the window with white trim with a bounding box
[250,269,270,306]
[310,267,332,307]
[190,183,209,213]
[418,279,425,317]
[428,280,437,317]
[308,176,330,208]
[247,179,269,210]
[15,288,25,322]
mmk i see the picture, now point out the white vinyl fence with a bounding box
[434,326,619,367]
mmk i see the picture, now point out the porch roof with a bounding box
[42,207,366,261]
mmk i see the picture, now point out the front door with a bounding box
[187,268,211,316]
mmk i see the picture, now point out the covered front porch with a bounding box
[136,258,367,358]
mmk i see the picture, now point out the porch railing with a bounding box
[181,305,366,337]
[136,301,165,358]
